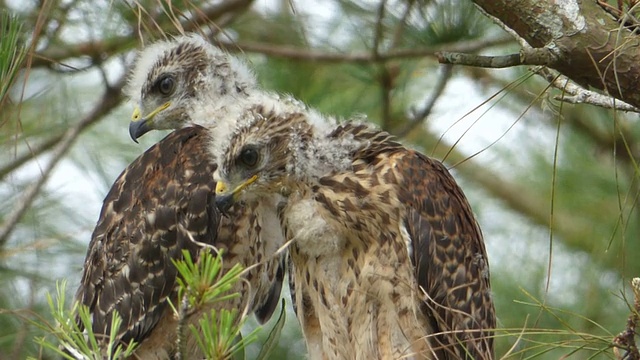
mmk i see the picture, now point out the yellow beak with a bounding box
[129,102,171,142]
[215,175,258,197]
[214,175,258,213]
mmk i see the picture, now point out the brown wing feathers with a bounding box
[331,123,494,358]
[75,126,218,347]
[397,151,494,358]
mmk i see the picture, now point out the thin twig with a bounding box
[613,277,640,360]
[472,68,640,159]
[31,0,255,68]
[396,64,453,138]
[372,0,387,57]
[216,35,513,64]
[0,75,125,247]
[1,56,127,179]
[0,135,64,180]
[390,0,416,48]
[536,67,640,112]
[436,48,554,68]
[33,30,511,71]
[372,1,394,131]
[175,294,189,360]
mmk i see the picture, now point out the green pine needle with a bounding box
[173,249,243,310]
[189,309,260,359]
[0,10,27,107]
[256,299,287,360]
[31,280,137,360]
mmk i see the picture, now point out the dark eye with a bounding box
[156,75,175,96]
[239,147,259,168]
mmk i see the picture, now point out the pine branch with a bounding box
[0,10,27,109]
[172,249,256,359]
[436,48,553,68]
[217,35,513,64]
[32,281,137,360]
[613,277,640,360]
[30,0,254,69]
[0,75,125,248]
[396,64,453,138]
[536,67,640,113]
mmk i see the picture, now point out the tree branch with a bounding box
[372,1,394,130]
[0,136,63,180]
[472,0,640,109]
[396,64,453,138]
[536,67,640,112]
[30,0,254,68]
[436,48,553,68]
[218,35,513,64]
[0,75,125,247]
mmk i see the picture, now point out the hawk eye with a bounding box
[239,147,259,168]
[156,75,175,96]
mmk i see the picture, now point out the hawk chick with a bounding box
[124,34,495,359]
[213,110,496,359]
[74,35,287,359]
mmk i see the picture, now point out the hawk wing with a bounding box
[331,122,494,358]
[75,126,218,347]
[75,126,283,351]
[396,151,495,359]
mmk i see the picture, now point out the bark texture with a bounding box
[474,0,640,109]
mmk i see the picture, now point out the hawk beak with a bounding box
[214,175,258,214]
[129,102,171,143]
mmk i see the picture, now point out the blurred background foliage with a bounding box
[1,0,639,358]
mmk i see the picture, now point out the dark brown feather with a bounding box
[75,126,284,355]
[75,126,218,348]
[398,152,494,359]
[215,110,494,358]
[323,123,495,358]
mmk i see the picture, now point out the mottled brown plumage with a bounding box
[73,35,291,358]
[74,126,284,358]
[121,34,494,358]
[214,109,495,359]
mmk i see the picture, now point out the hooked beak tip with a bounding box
[215,193,235,215]
[129,119,151,143]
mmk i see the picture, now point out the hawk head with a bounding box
[213,112,315,213]
[125,34,257,142]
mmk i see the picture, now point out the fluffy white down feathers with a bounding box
[126,33,362,179]
[123,33,495,359]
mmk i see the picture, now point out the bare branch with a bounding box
[390,0,416,47]
[396,64,453,138]
[30,0,254,68]
[0,75,125,247]
[473,0,640,109]
[0,136,62,180]
[372,1,394,130]
[536,68,640,112]
[218,35,514,64]
[437,48,553,68]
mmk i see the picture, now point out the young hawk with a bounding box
[212,110,496,359]
[126,34,311,143]
[124,34,495,358]
[73,36,287,359]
